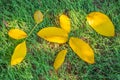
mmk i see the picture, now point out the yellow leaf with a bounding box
[69,37,94,64]
[34,10,43,24]
[87,12,115,36]
[53,50,67,70]
[8,29,27,39]
[59,14,71,33]
[11,41,27,66]
[37,27,68,43]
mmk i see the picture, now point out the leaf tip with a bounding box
[10,60,16,66]
[88,58,95,64]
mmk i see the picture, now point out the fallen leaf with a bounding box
[34,10,43,24]
[37,27,68,43]
[59,14,71,33]
[8,29,27,39]
[11,41,27,66]
[69,37,94,64]
[53,50,67,70]
[87,12,115,36]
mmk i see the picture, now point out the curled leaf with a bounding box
[69,37,94,64]
[11,41,27,66]
[37,27,68,43]
[8,29,27,39]
[87,12,115,36]
[34,10,43,24]
[53,50,67,70]
[60,14,71,33]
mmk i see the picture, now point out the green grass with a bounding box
[0,0,120,80]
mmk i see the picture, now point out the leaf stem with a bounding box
[25,23,38,40]
[24,10,49,41]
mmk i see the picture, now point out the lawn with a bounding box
[0,0,120,80]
